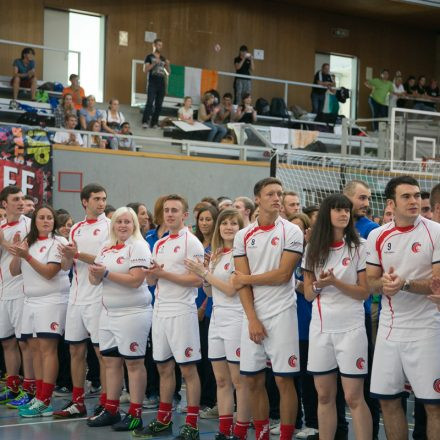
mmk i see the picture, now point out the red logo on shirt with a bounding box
[356,357,366,370]
[184,347,193,358]
[129,342,139,352]
[93,228,100,236]
[224,263,230,271]
[174,246,181,253]
[271,237,279,246]
[433,379,440,393]
[288,355,297,368]
[116,256,125,264]
[50,322,59,331]
[236,347,240,358]
[411,242,421,253]
[342,257,351,266]
[39,246,47,253]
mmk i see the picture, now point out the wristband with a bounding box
[103,270,109,278]
[25,254,32,263]
[312,282,322,294]
[74,252,80,260]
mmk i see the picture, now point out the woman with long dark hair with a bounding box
[302,194,372,440]
[127,203,152,237]
[9,205,70,417]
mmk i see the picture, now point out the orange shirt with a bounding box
[63,86,85,110]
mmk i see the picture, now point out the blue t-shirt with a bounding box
[79,108,104,125]
[13,59,35,76]
[196,245,213,318]
[295,263,312,341]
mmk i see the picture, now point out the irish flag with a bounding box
[168,65,218,102]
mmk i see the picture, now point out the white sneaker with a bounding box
[142,396,159,409]
[142,123,148,129]
[199,404,219,419]
[270,423,280,435]
[119,389,130,404]
[296,427,319,438]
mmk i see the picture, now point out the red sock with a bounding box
[6,375,20,393]
[254,419,270,440]
[35,379,43,400]
[72,386,85,405]
[219,414,233,435]
[105,399,119,415]
[99,392,107,406]
[157,402,172,424]
[40,382,55,406]
[280,424,295,440]
[185,406,199,429]
[128,402,142,418]
[233,421,250,440]
[22,378,36,395]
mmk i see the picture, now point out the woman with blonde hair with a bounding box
[87,207,153,431]
[198,92,227,142]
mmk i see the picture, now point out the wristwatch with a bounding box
[401,279,411,292]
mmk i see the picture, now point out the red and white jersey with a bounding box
[95,237,153,315]
[22,235,70,304]
[152,227,204,318]
[233,216,303,320]
[210,249,243,325]
[302,240,366,333]
[0,215,31,300]
[69,213,111,305]
[366,216,440,341]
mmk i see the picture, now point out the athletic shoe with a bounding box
[142,396,159,409]
[18,397,36,412]
[86,382,102,396]
[142,123,148,129]
[19,399,53,417]
[9,100,19,110]
[112,413,143,431]
[87,408,121,427]
[270,422,280,435]
[200,404,219,419]
[132,419,173,438]
[0,388,20,404]
[174,424,200,440]
[296,427,319,438]
[120,389,130,404]
[91,403,104,417]
[53,401,87,418]
[53,386,72,397]
[6,390,33,409]
[214,433,228,440]
[176,402,187,413]
[0,373,7,386]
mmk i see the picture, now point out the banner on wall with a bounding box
[0,126,53,204]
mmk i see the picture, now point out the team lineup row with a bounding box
[0,176,439,440]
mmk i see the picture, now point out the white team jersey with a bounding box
[152,227,204,318]
[210,249,243,325]
[95,237,153,314]
[233,216,303,320]
[302,240,367,333]
[0,215,31,300]
[21,235,70,304]
[366,216,440,341]
[69,213,111,305]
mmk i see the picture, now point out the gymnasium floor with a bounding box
[0,393,416,440]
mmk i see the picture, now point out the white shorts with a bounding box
[152,312,201,364]
[371,333,440,402]
[240,306,300,376]
[208,319,241,364]
[65,302,102,345]
[307,325,368,377]
[0,297,24,340]
[99,309,152,359]
[21,301,67,339]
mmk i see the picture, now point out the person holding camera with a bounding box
[234,45,254,105]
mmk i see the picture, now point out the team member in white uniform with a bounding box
[185,209,251,440]
[0,186,34,406]
[366,175,440,440]
[302,194,372,440]
[54,184,110,419]
[87,207,152,431]
[232,177,303,440]
[135,195,204,440]
[9,205,70,417]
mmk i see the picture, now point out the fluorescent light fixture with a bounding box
[391,0,440,8]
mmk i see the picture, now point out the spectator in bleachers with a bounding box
[10,47,37,108]
[234,93,257,123]
[198,92,227,142]
[84,120,107,149]
[79,95,103,130]
[142,38,170,129]
[177,97,194,124]
[365,69,393,131]
[53,114,83,146]
[389,76,406,110]
[102,98,125,134]
[63,74,85,111]
[310,63,335,115]
[109,122,136,151]
[426,79,439,111]
[54,93,77,128]
[234,45,254,105]
[215,93,235,125]
[414,76,435,111]
[403,76,417,95]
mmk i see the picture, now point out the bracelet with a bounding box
[312,282,322,294]
[74,252,80,260]
[25,255,32,263]
[103,270,109,278]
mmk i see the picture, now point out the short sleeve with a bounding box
[47,236,67,264]
[145,54,153,64]
[301,245,309,271]
[29,60,35,70]
[284,223,303,255]
[233,229,246,258]
[177,107,183,116]
[129,240,152,269]
[365,230,381,267]
[188,236,204,261]
[76,134,84,146]
[357,242,367,272]
[96,110,104,120]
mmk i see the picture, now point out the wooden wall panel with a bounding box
[0,0,436,118]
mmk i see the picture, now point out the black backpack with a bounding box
[270,97,289,118]
[255,98,270,115]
